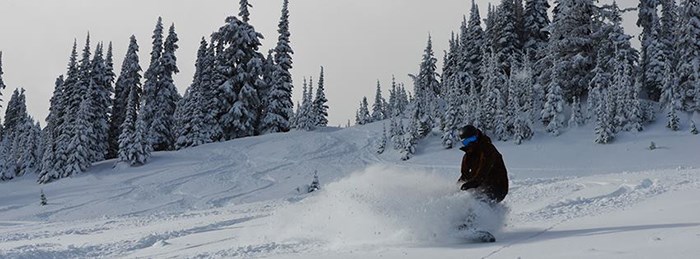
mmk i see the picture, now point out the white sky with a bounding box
[0,0,638,126]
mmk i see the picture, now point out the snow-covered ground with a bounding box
[1,119,699,258]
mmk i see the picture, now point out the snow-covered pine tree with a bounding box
[626,79,645,132]
[118,87,151,166]
[212,9,265,139]
[441,73,464,149]
[416,35,440,127]
[691,120,698,134]
[524,0,551,62]
[2,89,32,178]
[295,77,315,131]
[463,1,485,92]
[594,87,614,144]
[266,0,294,133]
[175,38,207,149]
[569,96,585,128]
[312,66,329,127]
[492,0,520,76]
[371,80,385,122]
[388,75,399,117]
[257,51,274,133]
[39,77,67,183]
[40,189,47,206]
[660,0,678,68]
[390,117,405,150]
[377,123,387,154]
[667,96,680,131]
[141,17,165,148]
[118,90,137,164]
[356,97,370,125]
[0,136,13,180]
[545,0,595,100]
[638,0,664,101]
[239,0,251,23]
[18,119,41,176]
[64,98,93,177]
[676,0,700,112]
[108,36,142,159]
[308,171,320,193]
[0,51,5,111]
[542,65,565,136]
[200,43,223,141]
[512,98,534,145]
[493,85,509,141]
[401,110,421,161]
[150,24,181,151]
[88,43,112,162]
[480,52,504,131]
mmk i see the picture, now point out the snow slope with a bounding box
[1,119,699,258]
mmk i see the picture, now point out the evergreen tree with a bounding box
[545,0,596,100]
[371,81,385,122]
[64,99,93,177]
[39,76,64,183]
[569,96,585,128]
[18,119,41,176]
[667,96,680,130]
[40,190,47,206]
[0,51,6,110]
[638,0,665,101]
[141,17,165,148]
[0,136,13,180]
[524,0,551,61]
[212,10,265,139]
[691,120,698,134]
[416,35,440,125]
[200,43,224,141]
[308,171,320,193]
[594,87,614,144]
[676,0,700,111]
[150,24,181,151]
[377,123,387,154]
[109,36,142,159]
[88,43,112,162]
[390,117,405,150]
[176,38,208,149]
[268,0,295,133]
[239,0,251,23]
[492,0,520,76]
[401,110,421,161]
[542,65,565,136]
[118,87,151,166]
[312,67,329,127]
[461,1,485,92]
[356,97,370,125]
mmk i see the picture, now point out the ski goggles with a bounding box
[461,136,477,147]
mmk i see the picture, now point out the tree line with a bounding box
[0,0,330,184]
[360,0,699,159]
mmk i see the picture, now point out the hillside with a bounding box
[1,119,699,258]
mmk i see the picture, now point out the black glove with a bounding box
[461,181,478,191]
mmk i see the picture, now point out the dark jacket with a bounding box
[458,131,509,203]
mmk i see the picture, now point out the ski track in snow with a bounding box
[0,123,699,258]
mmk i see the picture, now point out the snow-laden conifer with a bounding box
[312,67,329,127]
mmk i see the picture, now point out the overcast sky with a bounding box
[0,0,638,126]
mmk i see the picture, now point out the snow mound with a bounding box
[264,165,508,247]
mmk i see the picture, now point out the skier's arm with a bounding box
[461,150,497,190]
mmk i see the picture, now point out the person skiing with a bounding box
[457,125,509,203]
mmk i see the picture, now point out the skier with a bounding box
[456,125,509,242]
[457,125,509,203]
